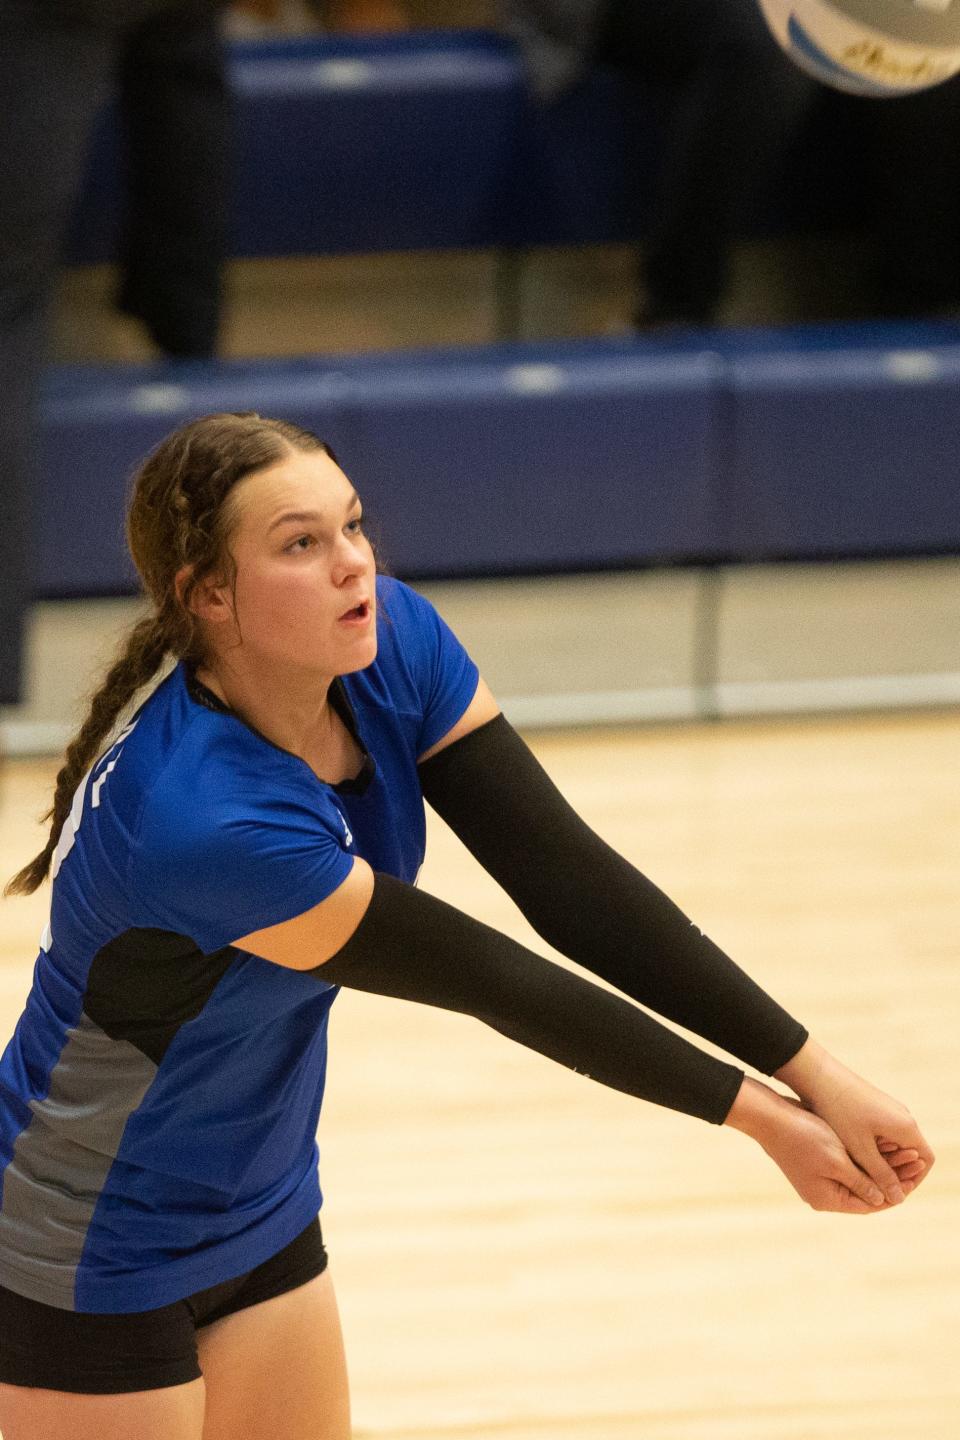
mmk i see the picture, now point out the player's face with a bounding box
[224,448,377,677]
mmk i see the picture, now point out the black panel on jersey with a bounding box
[418,714,808,1077]
[318,872,744,1125]
[85,930,238,1064]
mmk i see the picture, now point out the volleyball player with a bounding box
[0,414,933,1439]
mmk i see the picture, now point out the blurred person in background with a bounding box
[857,78,960,319]
[0,0,229,728]
[502,0,816,328]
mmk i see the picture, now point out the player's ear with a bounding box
[175,564,234,626]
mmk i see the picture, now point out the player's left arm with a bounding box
[418,677,805,1079]
[417,679,933,1203]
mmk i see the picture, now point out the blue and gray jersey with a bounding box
[0,577,478,1313]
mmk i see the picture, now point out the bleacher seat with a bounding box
[67,32,542,264]
[38,361,354,595]
[38,322,960,600]
[348,340,721,575]
[720,322,960,559]
[38,339,721,596]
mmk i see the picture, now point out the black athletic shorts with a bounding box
[0,1216,327,1394]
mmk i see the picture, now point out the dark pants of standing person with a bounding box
[594,0,815,325]
[857,77,960,317]
[0,0,228,708]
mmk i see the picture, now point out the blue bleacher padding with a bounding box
[62,30,679,265]
[347,341,721,575]
[66,31,531,264]
[64,30,664,264]
[719,321,960,558]
[37,338,721,596]
[38,322,960,600]
[38,361,356,595]
[229,34,528,256]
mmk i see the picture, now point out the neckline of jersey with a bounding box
[182,663,376,798]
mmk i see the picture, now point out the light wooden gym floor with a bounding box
[0,708,956,1439]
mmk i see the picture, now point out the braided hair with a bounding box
[5,412,331,897]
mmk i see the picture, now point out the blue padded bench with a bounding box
[37,321,960,600]
[348,341,721,573]
[37,363,353,596]
[67,30,623,265]
[719,322,960,559]
[38,339,721,596]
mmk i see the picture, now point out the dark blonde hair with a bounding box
[6,412,333,897]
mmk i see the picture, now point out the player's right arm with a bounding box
[232,859,913,1215]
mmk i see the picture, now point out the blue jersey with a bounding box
[0,577,478,1313]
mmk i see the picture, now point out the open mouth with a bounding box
[338,600,370,623]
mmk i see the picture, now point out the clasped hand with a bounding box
[728,1040,934,1215]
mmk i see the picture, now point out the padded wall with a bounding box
[37,340,721,595]
[38,323,960,599]
[722,328,960,557]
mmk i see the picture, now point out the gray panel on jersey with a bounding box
[0,1011,157,1310]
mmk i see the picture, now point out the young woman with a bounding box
[0,413,933,1440]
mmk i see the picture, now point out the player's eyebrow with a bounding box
[266,492,360,534]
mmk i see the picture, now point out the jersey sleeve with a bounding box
[379,577,480,756]
[132,775,354,956]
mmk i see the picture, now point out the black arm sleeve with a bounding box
[418,715,807,1077]
[318,871,744,1124]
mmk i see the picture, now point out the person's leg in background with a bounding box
[117,0,231,358]
[856,75,960,318]
[596,0,816,325]
[0,0,117,720]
